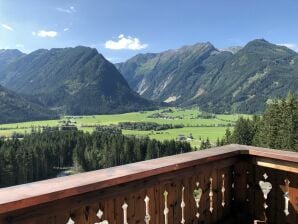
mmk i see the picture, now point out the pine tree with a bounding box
[200,140,205,150]
[145,140,155,160]
[232,117,255,145]
[225,128,232,144]
[216,138,220,146]
[205,138,212,149]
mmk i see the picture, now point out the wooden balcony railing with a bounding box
[0,144,297,224]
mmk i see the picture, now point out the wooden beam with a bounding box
[254,157,298,173]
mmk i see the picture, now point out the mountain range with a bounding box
[117,39,298,113]
[0,47,156,123]
[0,39,297,123]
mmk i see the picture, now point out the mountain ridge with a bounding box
[0,46,158,117]
[0,39,297,120]
[0,49,25,68]
[0,85,57,124]
[117,39,298,113]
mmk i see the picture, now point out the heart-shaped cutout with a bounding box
[259,180,272,199]
[193,188,203,201]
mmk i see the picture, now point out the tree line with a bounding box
[216,93,298,152]
[117,122,184,131]
[0,127,191,188]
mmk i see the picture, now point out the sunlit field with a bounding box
[0,107,250,147]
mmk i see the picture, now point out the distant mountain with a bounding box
[0,50,57,123]
[116,42,219,100]
[117,39,298,113]
[0,85,57,124]
[0,49,24,68]
[0,46,157,115]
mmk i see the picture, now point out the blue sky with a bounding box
[0,0,298,62]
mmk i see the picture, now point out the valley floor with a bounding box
[0,107,251,148]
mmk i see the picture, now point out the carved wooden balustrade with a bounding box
[0,144,297,224]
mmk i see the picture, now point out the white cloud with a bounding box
[63,28,69,32]
[32,30,58,38]
[278,43,298,52]
[1,24,13,31]
[105,34,148,50]
[57,6,76,14]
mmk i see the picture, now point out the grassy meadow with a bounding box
[0,108,250,147]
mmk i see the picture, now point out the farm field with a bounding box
[0,108,250,147]
[122,127,228,148]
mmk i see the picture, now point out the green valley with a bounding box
[0,107,250,147]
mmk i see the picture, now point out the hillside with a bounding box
[0,85,57,124]
[0,49,24,68]
[117,39,298,113]
[116,42,220,101]
[0,47,157,115]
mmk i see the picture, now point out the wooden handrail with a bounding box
[244,146,298,163]
[0,144,297,218]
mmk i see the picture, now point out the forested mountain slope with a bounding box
[0,46,157,115]
[118,39,298,113]
[0,85,57,123]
